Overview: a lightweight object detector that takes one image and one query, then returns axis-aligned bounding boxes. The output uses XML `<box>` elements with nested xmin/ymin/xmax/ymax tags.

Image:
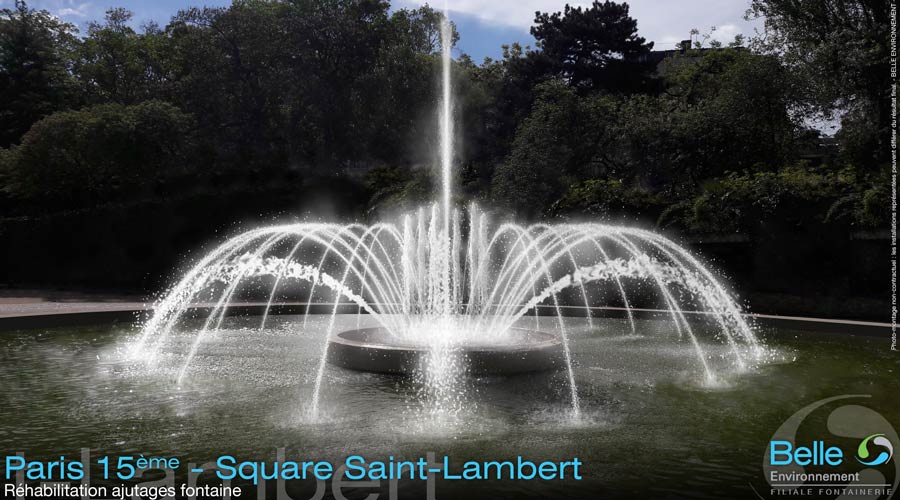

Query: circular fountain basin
<box><xmin>326</xmin><ymin>327</ymin><xmax>565</xmax><ymax>375</ymax></box>
<box><xmin>2</xmin><ymin>316</ymin><xmax>898</xmax><ymax>499</ymax></box>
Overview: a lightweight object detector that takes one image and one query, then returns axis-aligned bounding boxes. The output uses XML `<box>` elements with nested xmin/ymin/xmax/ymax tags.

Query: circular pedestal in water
<box><xmin>326</xmin><ymin>327</ymin><xmax>565</xmax><ymax>375</ymax></box>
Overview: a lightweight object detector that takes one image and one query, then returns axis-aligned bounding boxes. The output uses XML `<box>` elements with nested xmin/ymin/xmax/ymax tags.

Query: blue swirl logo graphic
<box><xmin>857</xmin><ymin>433</ymin><xmax>894</xmax><ymax>466</ymax></box>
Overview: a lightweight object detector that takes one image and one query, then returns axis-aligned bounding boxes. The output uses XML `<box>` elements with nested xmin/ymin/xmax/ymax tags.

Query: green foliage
<box><xmin>591</xmin><ymin>94</ymin><xmax>682</xmax><ymax>187</ymax></box>
<box><xmin>3</xmin><ymin>101</ymin><xmax>194</xmax><ymax>208</ymax></box>
<box><xmin>465</xmin><ymin>43</ymin><xmax>550</xmax><ymax>171</ymax></box>
<box><xmin>747</xmin><ymin>0</ymin><xmax>892</xmax><ymax>164</ymax></box>
<box><xmin>856</xmin><ymin>185</ymin><xmax>888</xmax><ymax>228</ymax></box>
<box><xmin>491</xmin><ymin>81</ymin><xmax>599</xmax><ymax>218</ymax></box>
<box><xmin>0</xmin><ymin>0</ymin><xmax>888</xmax><ymax>236</ymax></box>
<box><xmin>364</xmin><ymin>164</ymin><xmax>432</xmax><ymax>215</ymax></box>
<box><xmin>550</xmin><ymin>179</ymin><xmax>664</xmax><ymax>220</ymax></box>
<box><xmin>0</xmin><ymin>1</ymin><xmax>79</xmax><ymax>147</ymax></box>
<box><xmin>158</xmin><ymin>0</ymin><xmax>450</xmax><ymax>172</ymax></box>
<box><xmin>683</xmin><ymin>164</ymin><xmax>883</xmax><ymax>233</ymax></box>
<box><xmin>468</xmin><ymin>0</ymin><xmax>662</xmax><ymax>181</ymax></box>
<box><xmin>661</xmin><ymin>48</ymin><xmax>801</xmax><ymax>176</ymax></box>
<box><xmin>824</xmin><ymin>171</ymin><xmax>889</xmax><ymax>229</ymax></box>
<box><xmin>492</xmin><ymin>47</ymin><xmax>804</xmax><ymax>216</ymax></box>
<box><xmin>74</xmin><ymin>8</ymin><xmax>171</xmax><ymax>104</ymax></box>
<box><xmin>834</xmin><ymin>102</ymin><xmax>885</xmax><ymax>168</ymax></box>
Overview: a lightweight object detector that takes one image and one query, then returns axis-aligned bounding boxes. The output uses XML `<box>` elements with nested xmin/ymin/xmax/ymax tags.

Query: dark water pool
<box><xmin>1</xmin><ymin>316</ymin><xmax>897</xmax><ymax>499</ymax></box>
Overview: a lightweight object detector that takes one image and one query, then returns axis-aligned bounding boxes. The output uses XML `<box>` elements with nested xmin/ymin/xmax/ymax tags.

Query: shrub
<box><xmin>4</xmin><ymin>100</ymin><xmax>194</xmax><ymax>208</ymax></box>
<box><xmin>685</xmin><ymin>163</ymin><xmax>864</xmax><ymax>233</ymax></box>
<box><xmin>364</xmin><ymin>164</ymin><xmax>433</xmax><ymax>215</ymax></box>
<box><xmin>550</xmin><ymin>178</ymin><xmax>664</xmax><ymax>221</ymax></box>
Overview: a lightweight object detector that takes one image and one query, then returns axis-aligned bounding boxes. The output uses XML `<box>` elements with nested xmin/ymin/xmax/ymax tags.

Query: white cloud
<box><xmin>399</xmin><ymin>0</ymin><xmax>762</xmax><ymax>49</ymax></box>
<box><xmin>57</xmin><ymin>2</ymin><xmax>92</xmax><ymax>18</ymax></box>
<box><xmin>398</xmin><ymin>0</ymin><xmax>591</xmax><ymax>29</ymax></box>
<box><xmin>1</xmin><ymin>0</ymin><xmax>97</xmax><ymax>21</ymax></box>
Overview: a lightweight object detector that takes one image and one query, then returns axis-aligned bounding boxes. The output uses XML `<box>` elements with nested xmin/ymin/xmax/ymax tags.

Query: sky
<box><xmin>5</xmin><ymin>0</ymin><xmax>764</xmax><ymax>62</ymax></box>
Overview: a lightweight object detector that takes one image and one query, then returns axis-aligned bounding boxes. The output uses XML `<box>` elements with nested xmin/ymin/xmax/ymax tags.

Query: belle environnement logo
<box><xmin>757</xmin><ymin>395</ymin><xmax>899</xmax><ymax>500</ymax></box>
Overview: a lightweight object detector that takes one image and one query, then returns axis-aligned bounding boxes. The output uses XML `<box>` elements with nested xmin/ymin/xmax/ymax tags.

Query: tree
<box><xmin>662</xmin><ymin>48</ymin><xmax>802</xmax><ymax>179</ymax></box>
<box><xmin>3</xmin><ymin>101</ymin><xmax>194</xmax><ymax>209</ymax></box>
<box><xmin>531</xmin><ymin>1</ymin><xmax>655</xmax><ymax>93</ymax></box>
<box><xmin>388</xmin><ymin>5</ymin><xmax>456</xmax><ymax>55</ymax></box>
<box><xmin>492</xmin><ymin>81</ymin><xmax>604</xmax><ymax>217</ymax></box>
<box><xmin>491</xmin><ymin>47</ymin><xmax>807</xmax><ymax>220</ymax></box>
<box><xmin>162</xmin><ymin>0</ymin><xmax>446</xmax><ymax>174</ymax></box>
<box><xmin>467</xmin><ymin>43</ymin><xmax>553</xmax><ymax>171</ymax></box>
<box><xmin>747</xmin><ymin>0</ymin><xmax>892</xmax><ymax>164</ymax></box>
<box><xmin>75</xmin><ymin>8</ymin><xmax>172</xmax><ymax>104</ymax></box>
<box><xmin>363</xmin><ymin>5</ymin><xmax>455</xmax><ymax>164</ymax></box>
<box><xmin>0</xmin><ymin>0</ymin><xmax>79</xmax><ymax>147</ymax></box>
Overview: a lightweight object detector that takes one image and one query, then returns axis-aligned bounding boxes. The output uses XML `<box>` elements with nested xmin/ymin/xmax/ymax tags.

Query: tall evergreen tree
<box><xmin>0</xmin><ymin>0</ymin><xmax>78</xmax><ymax>147</ymax></box>
<box><xmin>531</xmin><ymin>1</ymin><xmax>655</xmax><ymax>93</ymax></box>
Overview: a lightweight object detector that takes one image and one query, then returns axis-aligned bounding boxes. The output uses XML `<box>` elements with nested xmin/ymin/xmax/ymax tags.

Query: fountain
<box><xmin>131</xmin><ymin>6</ymin><xmax>762</xmax><ymax>421</ymax></box>
<box><xmin>6</xmin><ymin>8</ymin><xmax>897</xmax><ymax>499</ymax></box>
